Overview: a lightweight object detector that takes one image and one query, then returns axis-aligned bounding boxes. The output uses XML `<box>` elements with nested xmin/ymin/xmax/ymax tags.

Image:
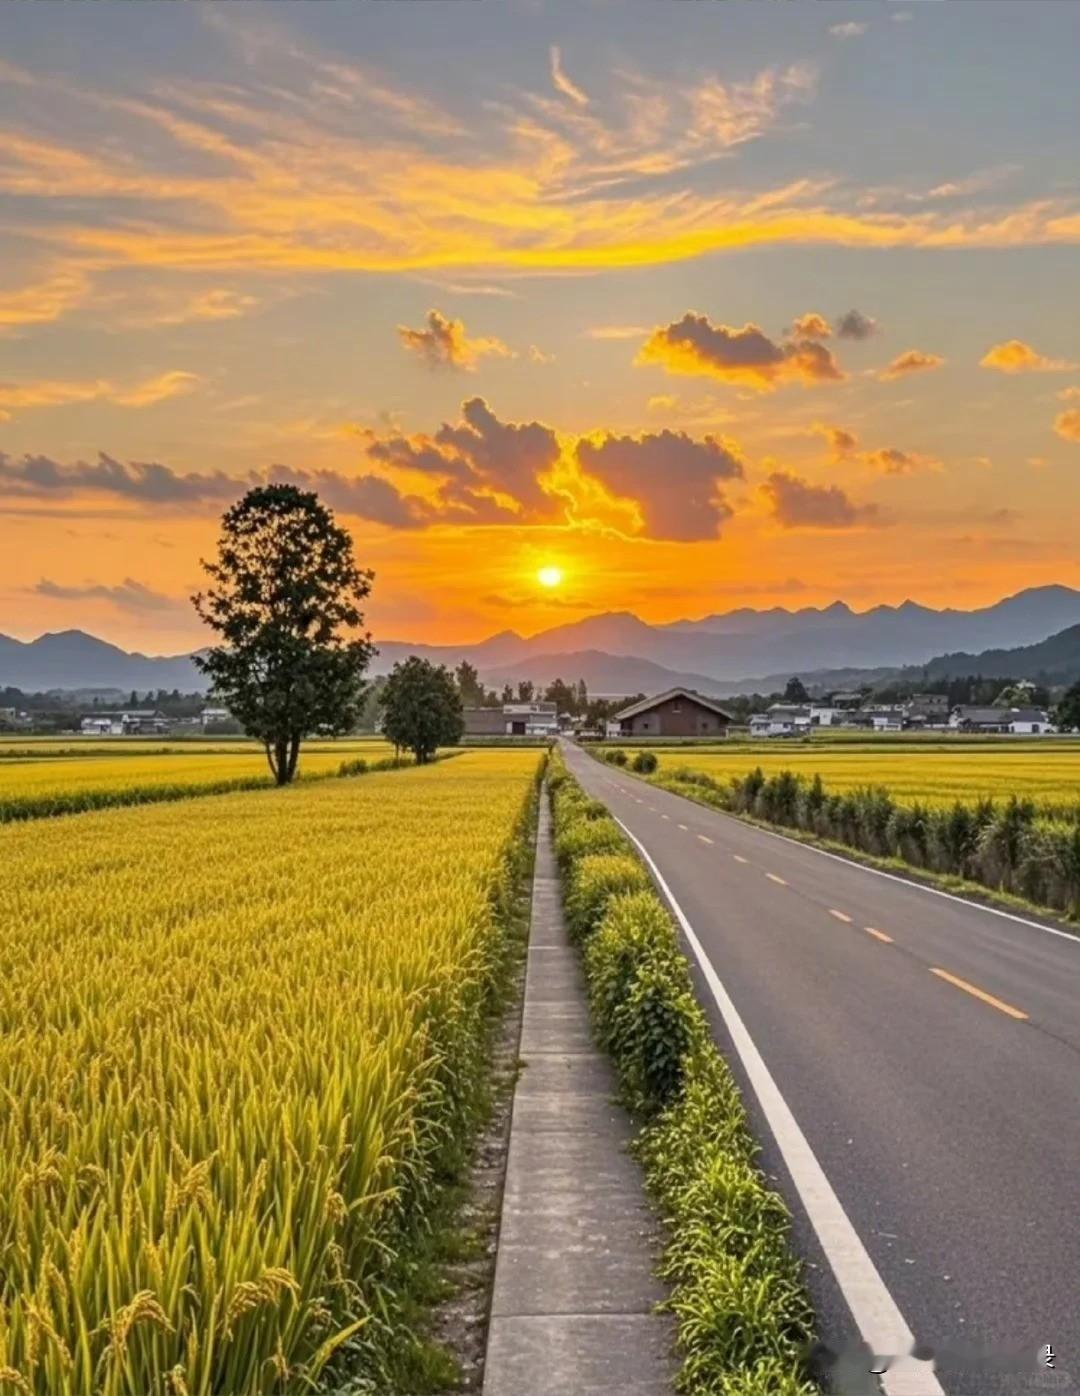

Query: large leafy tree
<box><xmin>193</xmin><ymin>485</ymin><xmax>375</xmax><ymax>785</ymax></box>
<box><xmin>380</xmin><ymin>657</ymin><xmax>464</xmax><ymax>763</ymax></box>
<box><xmin>1056</xmin><ymin>679</ymin><xmax>1080</xmax><ymax>732</ymax></box>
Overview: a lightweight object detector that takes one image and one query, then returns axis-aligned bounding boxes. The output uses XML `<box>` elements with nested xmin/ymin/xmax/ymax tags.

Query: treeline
<box><xmin>452</xmin><ymin>661</ymin><xmax>639</xmax><ymax>725</ymax></box>
<box><xmin>660</xmin><ymin>763</ymin><xmax>1080</xmax><ymax>918</ymax></box>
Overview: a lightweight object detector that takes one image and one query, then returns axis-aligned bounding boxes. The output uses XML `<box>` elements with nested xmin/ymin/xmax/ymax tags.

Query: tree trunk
<box><xmin>273</xmin><ymin>737</ymin><xmax>290</xmax><ymax>786</ymax></box>
<box><xmin>264</xmin><ymin>741</ymin><xmax>279</xmax><ymax>782</ymax></box>
<box><xmin>286</xmin><ymin>736</ymin><xmax>301</xmax><ymax>783</ymax></box>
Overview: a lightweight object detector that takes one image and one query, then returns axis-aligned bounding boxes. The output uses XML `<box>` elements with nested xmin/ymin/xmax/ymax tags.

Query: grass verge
<box><xmin>548</xmin><ymin>750</ymin><xmax>817</xmax><ymax>1395</ymax></box>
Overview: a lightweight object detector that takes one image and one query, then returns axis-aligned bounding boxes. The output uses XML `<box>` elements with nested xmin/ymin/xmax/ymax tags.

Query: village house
<box><xmin>611</xmin><ymin>687</ymin><xmax>733</xmax><ymax>739</ymax></box>
<box><xmin>79</xmin><ymin>709</ymin><xmax>170</xmax><ymax>736</ymax></box>
<box><xmin>750</xmin><ymin>703</ymin><xmax>812</xmax><ymax>738</ymax></box>
<box><xmin>949</xmin><ymin>705</ymin><xmax>1054</xmax><ymax>735</ymax></box>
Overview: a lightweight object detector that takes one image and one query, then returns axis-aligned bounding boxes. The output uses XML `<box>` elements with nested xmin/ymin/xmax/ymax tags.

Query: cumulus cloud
<box><xmin>434</xmin><ymin>397</ymin><xmax>561</xmax><ymax>516</ymax></box>
<box><xmin>761</xmin><ymin>471</ymin><xmax>877</xmax><ymax>529</ymax></box>
<box><xmin>638</xmin><ymin>312</ymin><xmax>844</xmax><ymax>391</ymax></box>
<box><xmin>812</xmin><ymin>423</ymin><xmax>934</xmax><ymax>472</ymax></box>
<box><xmin>1054</xmin><ymin>409</ymin><xmax>1080</xmax><ymax>442</ymax></box>
<box><xmin>836</xmin><ymin>309</ymin><xmax>878</xmax><ymax>341</ymax></box>
<box><xmin>575</xmin><ymin>430</ymin><xmax>744</xmax><ymax>540</ymax></box>
<box><xmin>398</xmin><ymin>309</ymin><xmax>511</xmax><ymax>371</ymax></box>
<box><xmin>879</xmin><ymin>349</ymin><xmax>944</xmax><ymax>380</ymax></box>
<box><xmin>33</xmin><ymin>577</ymin><xmax>185</xmax><ymax>613</ymax></box>
<box><xmin>830</xmin><ymin>22</ymin><xmax>868</xmax><ymax>39</ymax></box>
<box><xmin>549</xmin><ymin>45</ymin><xmax>589</xmax><ymax>106</ymax></box>
<box><xmin>792</xmin><ymin>312</ymin><xmax>832</xmax><ymax>340</ymax></box>
<box><xmin>813</xmin><ymin>423</ymin><xmax>859</xmax><ymax>461</ymax></box>
<box><xmin>979</xmin><ymin>339</ymin><xmax>1076</xmax><ymax>374</ymax></box>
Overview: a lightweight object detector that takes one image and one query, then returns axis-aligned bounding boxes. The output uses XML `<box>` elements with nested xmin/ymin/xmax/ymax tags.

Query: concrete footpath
<box><xmin>482</xmin><ymin>795</ymin><xmax>676</xmax><ymax>1396</ymax></box>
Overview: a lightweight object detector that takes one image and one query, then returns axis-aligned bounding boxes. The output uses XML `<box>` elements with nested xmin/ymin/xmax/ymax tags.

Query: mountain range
<box><xmin>3</xmin><ymin>585</ymin><xmax>1080</xmax><ymax>697</ymax></box>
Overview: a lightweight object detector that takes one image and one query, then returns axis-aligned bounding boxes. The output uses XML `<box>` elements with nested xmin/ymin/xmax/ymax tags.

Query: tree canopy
<box><xmin>380</xmin><ymin>657</ymin><xmax>464</xmax><ymax>763</ymax></box>
<box><xmin>193</xmin><ymin>484</ymin><xmax>375</xmax><ymax>784</ymax></box>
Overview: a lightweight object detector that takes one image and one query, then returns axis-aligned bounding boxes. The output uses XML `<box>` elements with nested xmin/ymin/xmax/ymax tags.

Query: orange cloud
<box><xmin>398</xmin><ymin>309</ymin><xmax>511</xmax><ymax>371</ymax></box>
<box><xmin>549</xmin><ymin>46</ymin><xmax>589</xmax><ymax>106</ymax></box>
<box><xmin>637</xmin><ymin>312</ymin><xmax>844</xmax><ymax>391</ymax></box>
<box><xmin>1054</xmin><ymin>408</ymin><xmax>1080</xmax><ymax>442</ymax></box>
<box><xmin>792</xmin><ymin>312</ymin><xmax>832</xmax><ymax>339</ymax></box>
<box><xmin>979</xmin><ymin>339</ymin><xmax>1076</xmax><ymax>374</ymax></box>
<box><xmin>879</xmin><ymin>349</ymin><xmax>944</xmax><ymax>380</ymax></box>
<box><xmin>0</xmin><ymin>369</ymin><xmax>198</xmax><ymax>419</ymax></box>
<box><xmin>813</xmin><ymin>423</ymin><xmax>859</xmax><ymax>461</ymax></box>
<box><xmin>0</xmin><ymin>269</ymin><xmax>90</xmax><ymax>329</ymax></box>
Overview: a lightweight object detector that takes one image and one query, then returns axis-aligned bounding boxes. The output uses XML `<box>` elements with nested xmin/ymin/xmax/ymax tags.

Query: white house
<box><xmin>200</xmin><ymin>706</ymin><xmax>233</xmax><ymax>729</ymax></box>
<box><xmin>1007</xmin><ymin>707</ymin><xmax>1055</xmax><ymax>735</ymax></box>
<box><xmin>751</xmin><ymin>704</ymin><xmax>812</xmax><ymax>737</ymax></box>
<box><xmin>503</xmin><ymin>702</ymin><xmax>559</xmax><ymax>737</ymax></box>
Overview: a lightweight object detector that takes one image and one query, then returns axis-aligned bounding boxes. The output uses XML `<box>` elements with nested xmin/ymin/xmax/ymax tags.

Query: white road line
<box><xmin>698</xmin><ymin>834</ymin><xmax>714</xmax><ymax>846</ymax></box>
<box><xmin>733</xmin><ymin>854</ymin><xmax>749</xmax><ymax>865</ymax></box>
<box><xmin>614</xmin><ymin>815</ymin><xmax>944</xmax><ymax>1396</ymax></box>
<box><xmin>765</xmin><ymin>872</ymin><xmax>788</xmax><ymax>886</ymax></box>
<box><xmin>701</xmin><ymin>805</ymin><xmax>1079</xmax><ymax>948</ymax></box>
<box><xmin>829</xmin><ymin>909</ymin><xmax>853</xmax><ymax>924</ymax></box>
<box><xmin>865</xmin><ymin>927</ymin><xmax>894</xmax><ymax>944</ymax></box>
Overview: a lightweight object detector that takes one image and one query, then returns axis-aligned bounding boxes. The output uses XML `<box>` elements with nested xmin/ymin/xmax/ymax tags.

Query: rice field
<box><xmin>0</xmin><ymin>743</ymin><xmax>404</xmax><ymax>822</ymax></box>
<box><xmin>0</xmin><ymin>737</ymin><xmax>395</xmax><ymax>760</ymax></box>
<box><xmin>641</xmin><ymin>739</ymin><xmax>1080</xmax><ymax>812</ymax></box>
<box><xmin>0</xmin><ymin>749</ymin><xmax>541</xmax><ymax>1395</ymax></box>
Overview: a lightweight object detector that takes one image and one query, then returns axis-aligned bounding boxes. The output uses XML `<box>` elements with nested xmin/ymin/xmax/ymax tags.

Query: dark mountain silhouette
<box><xmin>4</xmin><ymin>586</ymin><xmax>1080</xmax><ymax>696</ymax></box>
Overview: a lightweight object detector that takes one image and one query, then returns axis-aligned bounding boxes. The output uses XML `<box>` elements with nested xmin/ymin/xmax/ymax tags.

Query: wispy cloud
<box><xmin>549</xmin><ymin>45</ymin><xmax>589</xmax><ymax>107</ymax></box>
<box><xmin>33</xmin><ymin>576</ymin><xmax>187</xmax><ymax>614</ymax></box>
<box><xmin>878</xmin><ymin>349</ymin><xmax>944</xmax><ymax>380</ymax></box>
<box><xmin>829</xmin><ymin>22</ymin><xmax>868</xmax><ymax>40</ymax></box>
<box><xmin>0</xmin><ymin>370</ymin><xmax>199</xmax><ymax>420</ymax></box>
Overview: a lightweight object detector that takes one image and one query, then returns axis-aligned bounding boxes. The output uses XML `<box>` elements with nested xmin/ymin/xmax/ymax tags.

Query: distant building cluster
<box><xmin>461</xmin><ymin>701</ymin><xmax>560</xmax><ymax>738</ymax></box>
<box><xmin>749</xmin><ymin>691</ymin><xmax>1055</xmax><ymax>738</ymax></box>
<box><xmin>77</xmin><ymin>706</ymin><xmax>234</xmax><ymax>736</ymax></box>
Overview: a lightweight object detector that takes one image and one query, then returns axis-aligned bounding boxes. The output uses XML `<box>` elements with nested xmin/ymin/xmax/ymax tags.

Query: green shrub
<box><xmin>631</xmin><ymin>750</ymin><xmax>658</xmax><ymax>774</ymax></box>
<box><xmin>554</xmin><ymin>814</ymin><xmax>625</xmax><ymax>871</ymax></box>
<box><xmin>604</xmin><ymin>748</ymin><xmax>628</xmax><ymax>766</ymax></box>
<box><xmin>565</xmin><ymin>852</ymin><xmax>649</xmax><ymax>942</ymax></box>
<box><xmin>338</xmin><ymin>757</ymin><xmax>369</xmax><ymax>777</ymax></box>
<box><xmin>585</xmin><ymin>892</ymin><xmax>679</xmax><ymax>1051</ymax></box>
<box><xmin>616</xmin><ymin>958</ymin><xmax>705</xmax><ymax>1113</ymax></box>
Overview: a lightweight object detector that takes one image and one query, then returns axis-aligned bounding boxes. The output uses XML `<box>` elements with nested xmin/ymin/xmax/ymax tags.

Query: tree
<box><xmin>543</xmin><ymin>677</ymin><xmax>577</xmax><ymax>714</ymax></box>
<box><xmin>783</xmin><ymin>676</ymin><xmax>810</xmax><ymax>704</ymax></box>
<box><xmin>516</xmin><ymin>680</ymin><xmax>535</xmax><ymax>702</ymax></box>
<box><xmin>379</xmin><ymin>657</ymin><xmax>464</xmax><ymax>762</ymax></box>
<box><xmin>455</xmin><ymin>660</ymin><xmax>486</xmax><ymax>707</ymax></box>
<box><xmin>1056</xmin><ymin>679</ymin><xmax>1080</xmax><ymax>732</ymax></box>
<box><xmin>193</xmin><ymin>485</ymin><xmax>375</xmax><ymax>785</ymax></box>
<box><xmin>500</xmin><ymin>683</ymin><xmax>514</xmax><ymax>703</ymax></box>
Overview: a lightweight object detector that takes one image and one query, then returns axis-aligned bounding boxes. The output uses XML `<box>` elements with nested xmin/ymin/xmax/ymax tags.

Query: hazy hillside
<box><xmin>4</xmin><ymin>586</ymin><xmax>1080</xmax><ymax>696</ymax></box>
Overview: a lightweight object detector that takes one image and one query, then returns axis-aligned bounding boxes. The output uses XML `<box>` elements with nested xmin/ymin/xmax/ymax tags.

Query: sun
<box><xmin>537</xmin><ymin>565</ymin><xmax>563</xmax><ymax>589</ymax></box>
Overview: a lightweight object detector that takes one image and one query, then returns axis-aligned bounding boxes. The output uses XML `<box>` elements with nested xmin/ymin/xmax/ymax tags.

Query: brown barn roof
<box><xmin>612</xmin><ymin>687</ymin><xmax>734</xmax><ymax>723</ymax></box>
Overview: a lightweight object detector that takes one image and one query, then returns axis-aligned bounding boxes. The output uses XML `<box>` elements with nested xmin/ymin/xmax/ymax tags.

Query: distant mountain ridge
<box><xmin>3</xmin><ymin>585</ymin><xmax>1080</xmax><ymax>696</ymax></box>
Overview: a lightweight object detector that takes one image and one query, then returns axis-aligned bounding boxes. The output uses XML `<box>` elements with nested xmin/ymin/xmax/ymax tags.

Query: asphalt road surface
<box><xmin>562</xmin><ymin>741</ymin><xmax>1079</xmax><ymax>1396</ymax></box>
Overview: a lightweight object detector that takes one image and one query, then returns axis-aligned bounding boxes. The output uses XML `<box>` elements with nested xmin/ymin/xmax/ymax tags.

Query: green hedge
<box><xmin>547</xmin><ymin>750</ymin><xmax>816</xmax><ymax>1394</ymax></box>
<box><xmin>656</xmin><ymin>765</ymin><xmax>1080</xmax><ymax>919</ymax></box>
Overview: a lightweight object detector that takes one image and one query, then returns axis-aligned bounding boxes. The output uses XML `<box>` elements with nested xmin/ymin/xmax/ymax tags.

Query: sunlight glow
<box><xmin>537</xmin><ymin>565</ymin><xmax>564</xmax><ymax>589</ymax></box>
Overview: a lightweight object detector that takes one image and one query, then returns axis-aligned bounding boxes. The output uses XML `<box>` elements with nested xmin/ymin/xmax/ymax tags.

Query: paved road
<box><xmin>563</xmin><ymin>741</ymin><xmax>1079</xmax><ymax>1396</ymax></box>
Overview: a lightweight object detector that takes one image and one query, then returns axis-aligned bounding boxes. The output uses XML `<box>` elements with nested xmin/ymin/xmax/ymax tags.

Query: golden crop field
<box><xmin>0</xmin><ymin>737</ymin><xmax>395</xmax><ymax>761</ymax></box>
<box><xmin>647</xmin><ymin>740</ymin><xmax>1080</xmax><ymax>810</ymax></box>
<box><xmin>0</xmin><ymin>749</ymin><xmax>541</xmax><ymax>1395</ymax></box>
<box><xmin>0</xmin><ymin>744</ymin><xmax>404</xmax><ymax>821</ymax></box>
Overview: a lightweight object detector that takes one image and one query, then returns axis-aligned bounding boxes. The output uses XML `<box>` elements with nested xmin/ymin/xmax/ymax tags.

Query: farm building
<box><xmin>462</xmin><ymin>702</ymin><xmax>559</xmax><ymax>737</ymax></box>
<box><xmin>949</xmin><ymin>705</ymin><xmax>1054</xmax><ymax>734</ymax></box>
<box><xmin>750</xmin><ymin>704</ymin><xmax>811</xmax><ymax>737</ymax></box>
<box><xmin>612</xmin><ymin>688</ymin><xmax>733</xmax><ymax>738</ymax></box>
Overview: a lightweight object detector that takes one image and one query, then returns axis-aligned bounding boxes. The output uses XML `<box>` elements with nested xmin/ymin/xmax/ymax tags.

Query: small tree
<box><xmin>454</xmin><ymin>660</ymin><xmax>485</xmax><ymax>707</ymax></box>
<box><xmin>783</xmin><ymin>675</ymin><xmax>810</xmax><ymax>704</ymax></box>
<box><xmin>193</xmin><ymin>484</ymin><xmax>375</xmax><ymax>785</ymax></box>
<box><xmin>380</xmin><ymin>657</ymin><xmax>464</xmax><ymax>763</ymax></box>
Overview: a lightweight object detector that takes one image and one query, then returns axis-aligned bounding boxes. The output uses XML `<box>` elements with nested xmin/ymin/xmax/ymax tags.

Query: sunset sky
<box><xmin>2</xmin><ymin>0</ymin><xmax>1080</xmax><ymax>654</ymax></box>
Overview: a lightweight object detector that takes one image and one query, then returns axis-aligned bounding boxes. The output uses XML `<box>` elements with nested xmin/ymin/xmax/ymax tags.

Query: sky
<box><xmin>2</xmin><ymin>0</ymin><xmax>1080</xmax><ymax>654</ymax></box>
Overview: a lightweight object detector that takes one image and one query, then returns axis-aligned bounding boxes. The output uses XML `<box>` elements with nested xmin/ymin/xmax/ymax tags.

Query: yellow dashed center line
<box><xmin>929</xmin><ymin>967</ymin><xmax>1029</xmax><ymax>1021</ymax></box>
<box><xmin>733</xmin><ymin>855</ymin><xmax>749</xmax><ymax>865</ymax></box>
<box><xmin>829</xmin><ymin>909</ymin><xmax>853</xmax><ymax>924</ymax></box>
<box><xmin>765</xmin><ymin>873</ymin><xmax>787</xmax><ymax>886</ymax></box>
<box><xmin>864</xmin><ymin>927</ymin><xmax>894</xmax><ymax>944</ymax></box>
<box><xmin>697</xmin><ymin>834</ymin><xmax>714</xmax><ymax>845</ymax></box>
